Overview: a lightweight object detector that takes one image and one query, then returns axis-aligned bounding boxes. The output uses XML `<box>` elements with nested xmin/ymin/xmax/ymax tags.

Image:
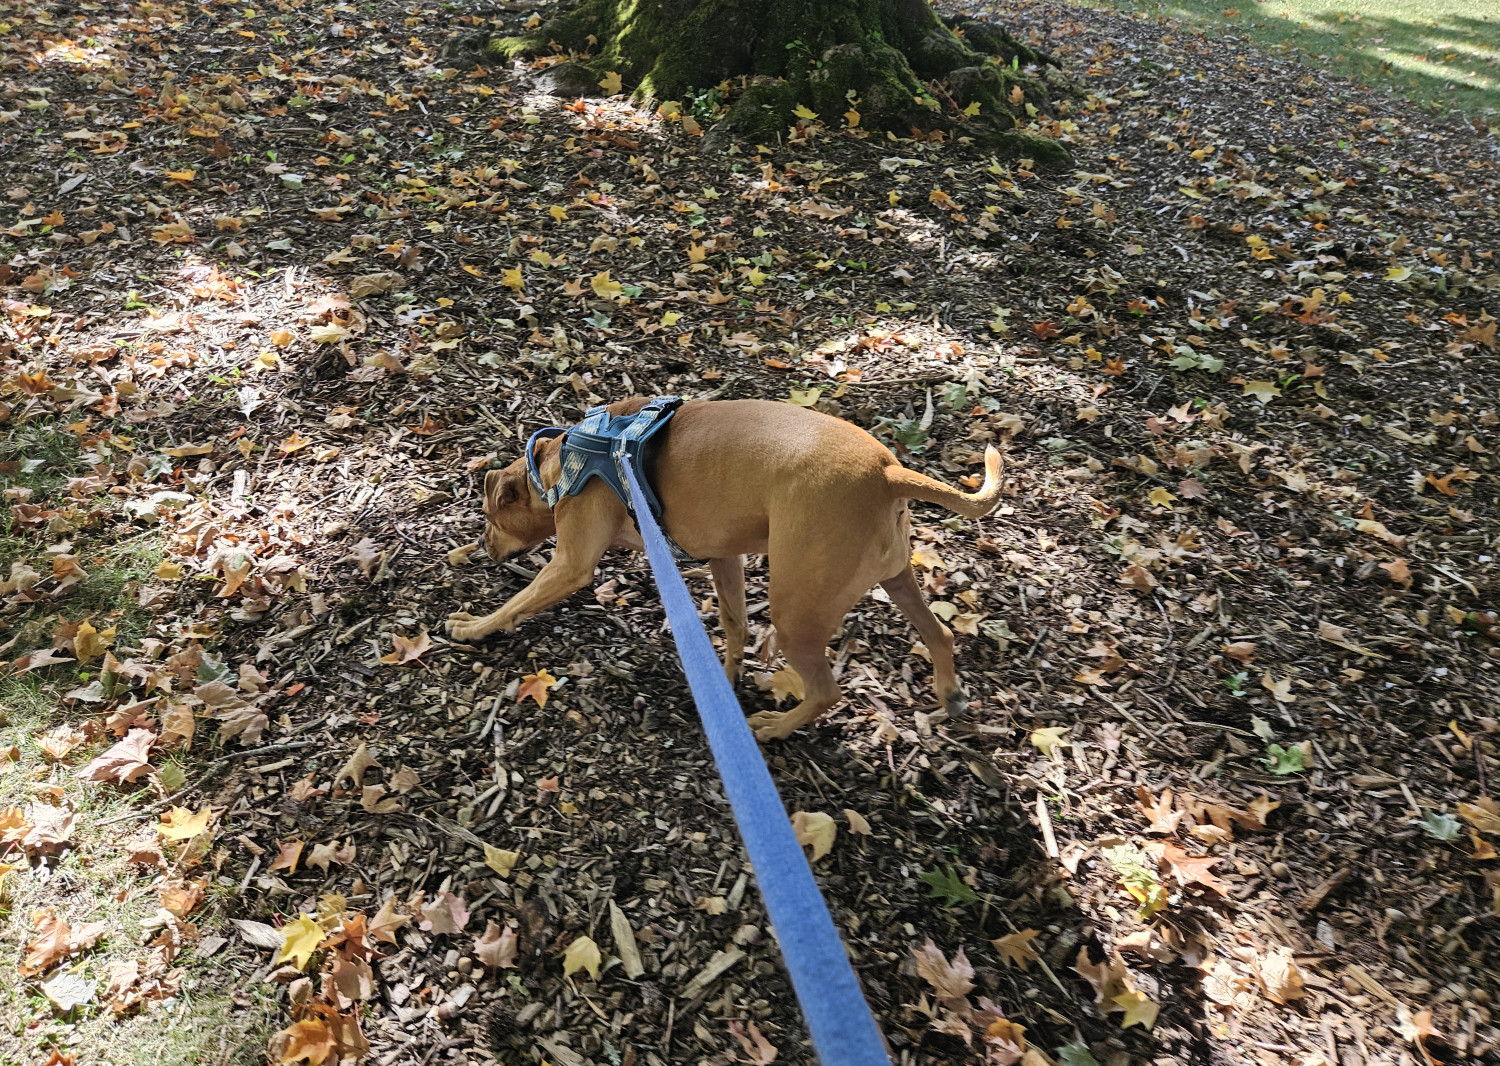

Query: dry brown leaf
<box><xmin>911</xmin><ymin>938</ymin><xmax>974</xmax><ymax>1005</ymax></box>
<box><xmin>378</xmin><ymin>629</ymin><xmax>431</xmax><ymax>665</ymax></box>
<box><xmin>474</xmin><ymin>920</ymin><xmax>518</xmax><ymax>969</ymax></box>
<box><xmin>991</xmin><ymin>929</ymin><xmax>1041</xmax><ymax>970</ymax></box>
<box><xmin>1256</xmin><ymin>946</ymin><xmax>1306</xmax><ymax>1004</ymax></box>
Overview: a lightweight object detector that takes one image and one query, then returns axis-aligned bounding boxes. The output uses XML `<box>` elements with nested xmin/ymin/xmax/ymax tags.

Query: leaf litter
<box><xmin>0</xmin><ymin>0</ymin><xmax>1497</xmax><ymax>1062</ymax></box>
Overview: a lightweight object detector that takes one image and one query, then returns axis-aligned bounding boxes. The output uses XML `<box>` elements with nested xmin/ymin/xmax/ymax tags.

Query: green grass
<box><xmin>0</xmin><ymin>677</ymin><xmax>278</xmax><ymax>1066</ymax></box>
<box><xmin>1071</xmin><ymin>0</ymin><xmax>1500</xmax><ymax>121</ymax></box>
<box><xmin>0</xmin><ymin>421</ymin><xmax>277</xmax><ymax>1065</ymax></box>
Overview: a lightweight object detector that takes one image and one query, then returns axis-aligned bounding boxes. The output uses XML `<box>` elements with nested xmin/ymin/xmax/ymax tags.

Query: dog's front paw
<box><xmin>747</xmin><ymin>711</ymin><xmax>793</xmax><ymax>742</ymax></box>
<box><xmin>445</xmin><ymin>611</ymin><xmax>491</xmax><ymax>642</ymax></box>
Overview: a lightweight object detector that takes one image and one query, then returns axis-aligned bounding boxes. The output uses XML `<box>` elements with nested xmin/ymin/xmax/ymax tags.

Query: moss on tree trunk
<box><xmin>489</xmin><ymin>0</ymin><xmax>1066</xmax><ymax>162</ymax></box>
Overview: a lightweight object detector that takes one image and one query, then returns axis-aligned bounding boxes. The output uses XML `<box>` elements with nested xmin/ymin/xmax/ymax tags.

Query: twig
<box><xmin>210</xmin><ymin>739</ymin><xmax>317</xmax><ymax>765</ymax></box>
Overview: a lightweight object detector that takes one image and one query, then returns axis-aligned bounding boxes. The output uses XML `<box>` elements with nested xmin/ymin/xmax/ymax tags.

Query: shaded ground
<box><xmin>1</xmin><ymin>0</ymin><xmax>1498</xmax><ymax>1065</ymax></box>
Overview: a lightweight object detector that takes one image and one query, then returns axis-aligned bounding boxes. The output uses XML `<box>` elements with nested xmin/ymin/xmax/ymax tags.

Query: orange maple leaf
<box><xmin>516</xmin><ymin>669</ymin><xmax>558</xmax><ymax>707</ymax></box>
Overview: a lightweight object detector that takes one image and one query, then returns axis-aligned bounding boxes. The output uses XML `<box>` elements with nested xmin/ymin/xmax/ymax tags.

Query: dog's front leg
<box><xmin>447</xmin><ymin>505</ymin><xmax>616</xmax><ymax>642</ymax></box>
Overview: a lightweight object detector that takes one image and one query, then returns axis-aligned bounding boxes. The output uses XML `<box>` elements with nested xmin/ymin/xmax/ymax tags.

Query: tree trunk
<box><xmin>489</xmin><ymin>0</ymin><xmax>1064</xmax><ymax>159</ymax></box>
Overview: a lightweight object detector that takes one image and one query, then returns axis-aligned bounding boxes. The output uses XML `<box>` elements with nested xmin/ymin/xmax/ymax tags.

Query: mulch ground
<box><xmin>2</xmin><ymin>0</ymin><xmax>1498</xmax><ymax>1064</ymax></box>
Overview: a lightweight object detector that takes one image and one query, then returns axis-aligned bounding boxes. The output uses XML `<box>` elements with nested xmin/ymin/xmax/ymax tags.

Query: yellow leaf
<box><xmin>1385</xmin><ymin>266</ymin><xmax>1412</xmax><ymax>282</ymax></box>
<box><xmin>793</xmin><ymin>103</ymin><xmax>818</xmax><ymax>121</ymax></box>
<box><xmin>590</xmin><ymin>271</ymin><xmax>623</xmax><ymax>300</ymax></box>
<box><xmin>910</xmin><ymin>545</ymin><xmax>944</xmax><ymax>570</ymax></box>
<box><xmin>962</xmin><ymin>101</ymin><xmax>981</xmax><ymax>117</ymax></box>
<box><xmin>165</xmin><ymin>169</ymin><xmax>195</xmax><ymax>182</ymax></box>
<box><xmin>309</xmin><ymin>323</ymin><xmax>349</xmax><ymax>344</ymax></box>
<box><xmin>461</xmin><ymin>263</ymin><xmax>484</xmax><ymax>278</ymax></box>
<box><xmin>269</xmin><ymin>329</ymin><xmax>295</xmax><ymax>347</ymax></box>
<box><xmin>562</xmin><ymin>935</ymin><xmax>601</xmax><ymax>980</ymax></box>
<box><xmin>157</xmin><ymin>805</ymin><xmax>212</xmax><ymax>841</ymax></box>
<box><xmin>549</xmin><ymin>205</ymin><xmax>568</xmax><ymax>222</ymax></box>
<box><xmin>516</xmin><ymin>669</ymin><xmax>558</xmax><ymax>708</ymax></box>
<box><xmin>1242</xmin><ymin>380</ymin><xmax>1280</xmax><ymax>403</ymax></box>
<box><xmin>275</xmin><ymin>914</ymin><xmax>326</xmax><ymax>971</ymax></box>
<box><xmin>154</xmin><ymin>559</ymin><xmax>183</xmax><ymax>581</ymax></box>
<box><xmin>278</xmin><ymin>431</ymin><xmax>312</xmax><ymax>454</ymax></box>
<box><xmin>1458</xmin><ymin>799</ymin><xmax>1500</xmax><ymax>835</ymax></box>
<box><xmin>746</xmin><ymin>267</ymin><xmax>768</xmax><ymax>287</ymax></box>
<box><xmin>844</xmin><ymin>108</ymin><xmax>861</xmax><ymax>128</ymax></box>
<box><xmin>660</xmin><ymin>310</ymin><xmax>682</xmax><ymax>327</ymax></box>
<box><xmin>790</xmin><ymin>810</ymin><xmax>836</xmax><ymax>860</ymax></box>
<box><xmin>1146</xmin><ymin>487</ymin><xmax>1176</xmax><ymax>510</ymax></box>
<box><xmin>598</xmin><ymin>71</ymin><xmax>622</xmax><ymax>95</ymax></box>
<box><xmin>1029</xmin><ymin>726</ymin><xmax>1070</xmax><ymax>756</ymax></box>
<box><xmin>483</xmin><ymin>844</ymin><xmax>519</xmax><ymax>877</ymax></box>
<box><xmin>1114</xmin><ymin>989</ymin><xmax>1158</xmax><ymax>1030</ymax></box>
<box><xmin>686</xmin><ymin>242</ymin><xmax>706</xmax><ymax>264</ymax></box>
<box><xmin>786</xmin><ymin>387</ymin><xmax>822</xmax><ymax>407</ymax></box>
<box><xmin>500</xmin><ymin>267</ymin><xmax>524</xmax><ymax>291</ymax></box>
<box><xmin>73</xmin><ymin>620</ymin><xmax>114</xmax><ymax>662</ymax></box>
<box><xmin>769</xmin><ymin>667</ymin><xmax>804</xmax><ymax>703</ymax></box>
<box><xmin>844</xmin><ymin>808</ymin><xmax>871</xmax><ymax>835</ymax></box>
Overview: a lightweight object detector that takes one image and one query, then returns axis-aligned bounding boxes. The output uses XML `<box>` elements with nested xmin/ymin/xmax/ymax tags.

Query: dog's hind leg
<box><xmin>880</xmin><ymin>564</ymin><xmax>967</xmax><ymax>720</ymax></box>
<box><xmin>747</xmin><ymin>559</ymin><xmax>862</xmax><ymax>740</ymax></box>
<box><xmin>708</xmin><ymin>555</ymin><xmax>748</xmax><ymax>681</ymax></box>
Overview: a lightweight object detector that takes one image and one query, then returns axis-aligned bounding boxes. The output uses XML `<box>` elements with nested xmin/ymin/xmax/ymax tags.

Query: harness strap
<box><xmin>523</xmin><ymin>399</ymin><xmax>697</xmax><ymax>563</ymax></box>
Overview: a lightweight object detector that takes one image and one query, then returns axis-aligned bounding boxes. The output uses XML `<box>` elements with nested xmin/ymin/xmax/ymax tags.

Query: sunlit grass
<box><xmin>1069</xmin><ymin>0</ymin><xmax>1500</xmax><ymax>119</ymax></box>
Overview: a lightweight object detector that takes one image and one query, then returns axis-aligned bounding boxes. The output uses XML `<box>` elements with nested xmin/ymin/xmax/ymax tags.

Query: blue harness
<box><xmin>524</xmin><ymin>397</ymin><xmax>696</xmax><ymax>563</ymax></box>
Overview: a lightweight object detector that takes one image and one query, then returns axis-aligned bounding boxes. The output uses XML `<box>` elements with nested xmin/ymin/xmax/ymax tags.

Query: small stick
<box><xmin>1035</xmin><ymin>793</ymin><xmax>1059</xmax><ymax>859</ymax></box>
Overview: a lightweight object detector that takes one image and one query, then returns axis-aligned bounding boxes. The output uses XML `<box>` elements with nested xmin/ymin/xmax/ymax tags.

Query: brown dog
<box><xmin>447</xmin><ymin>398</ymin><xmax>1002</xmax><ymax>740</ymax></box>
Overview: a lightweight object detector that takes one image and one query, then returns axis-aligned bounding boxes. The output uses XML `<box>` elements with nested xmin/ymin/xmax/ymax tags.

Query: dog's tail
<box><xmin>885</xmin><ymin>446</ymin><xmax>1004</xmax><ymax>519</ymax></box>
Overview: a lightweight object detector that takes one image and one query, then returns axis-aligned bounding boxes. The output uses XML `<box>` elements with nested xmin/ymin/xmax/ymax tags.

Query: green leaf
<box><xmin>1057</xmin><ymin>1042</ymin><xmax>1102</xmax><ymax>1066</ymax></box>
<box><xmin>1418</xmin><ymin>811</ymin><xmax>1462</xmax><ymax>842</ymax></box>
<box><xmin>919</xmin><ymin>865</ymin><xmax>977</xmax><ymax>907</ymax></box>
<box><xmin>1262</xmin><ymin>743</ymin><xmax>1306</xmax><ymax>775</ymax></box>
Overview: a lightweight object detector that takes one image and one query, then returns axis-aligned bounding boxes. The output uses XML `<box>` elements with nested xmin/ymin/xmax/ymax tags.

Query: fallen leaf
<box><xmin>276</xmin><ymin>914</ymin><xmax>325</xmax><ymax>971</ymax></box>
<box><xmin>474</xmin><ymin>920</ymin><xmax>518</xmax><ymax>969</ymax></box>
<box><xmin>157</xmin><ymin>805</ymin><xmax>212</xmax><ymax>841</ymax></box>
<box><xmin>911</xmin><ymin>938</ymin><xmax>974</xmax><ymax>1004</ymax></box>
<box><xmin>790</xmin><ymin>810</ymin><xmax>836</xmax><ymax>860</ymax></box>
<box><xmin>368</xmin><ymin>896</ymin><xmax>409</xmax><ymax>945</ymax></box>
<box><xmin>516</xmin><ymin>669</ymin><xmax>558</xmax><ymax>708</ymax></box>
<box><xmin>843</xmin><ymin>808</ymin><xmax>871</xmax><ymax>835</ymax></box>
<box><xmin>562</xmin><ymin>934</ymin><xmax>601</xmax><ymax>980</ymax></box>
<box><xmin>1029</xmin><ymin>726</ymin><xmax>1070</xmax><ymax>756</ymax></box>
<box><xmin>728</xmin><ymin>1020</ymin><xmax>780</xmax><ymax>1065</ymax></box>
<box><xmin>418</xmin><ymin>891</ymin><xmax>470</xmax><ymax>934</ymax></box>
<box><xmin>1113</xmin><ymin>989</ymin><xmax>1158</xmax><ymax>1030</ymax></box>
<box><xmin>1255</xmin><ymin>946</ymin><xmax>1305</xmax><ymax>1004</ymax></box>
<box><xmin>483</xmin><ymin>844</ymin><xmax>519</xmax><ymax>877</ymax></box>
<box><xmin>379</xmin><ymin>629</ymin><xmax>431</xmax><ymax>665</ymax></box>
<box><xmin>77</xmin><ymin>728</ymin><xmax>156</xmax><ymax>783</ymax></box>
<box><xmin>1073</xmin><ymin>947</ymin><xmax>1131</xmax><ymax>1006</ymax></box>
<box><xmin>335</xmin><ymin>742</ymin><xmax>377</xmax><ymax>788</ymax></box>
<box><xmin>992</xmin><ymin>929</ymin><xmax>1042</xmax><ymax>970</ymax></box>
<box><xmin>1459</xmin><ymin>798</ymin><xmax>1500</xmax><ymax>835</ymax></box>
<box><xmin>277</xmin><ymin>1018</ymin><xmax>334</xmax><ymax>1064</ymax></box>
<box><xmin>268</xmin><ymin>840</ymin><xmax>304</xmax><ymax>874</ymax></box>
<box><xmin>41</xmin><ymin>972</ymin><xmax>94</xmax><ymax>1013</ymax></box>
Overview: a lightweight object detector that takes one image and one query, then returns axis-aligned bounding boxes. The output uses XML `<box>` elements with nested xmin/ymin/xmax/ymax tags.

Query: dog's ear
<box><xmin>484</xmin><ymin>469</ymin><xmax>522</xmax><ymax>509</ymax></box>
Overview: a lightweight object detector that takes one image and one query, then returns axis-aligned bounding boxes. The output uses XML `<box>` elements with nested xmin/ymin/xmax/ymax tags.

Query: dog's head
<box><xmin>480</xmin><ymin>452</ymin><xmax>557</xmax><ymax>562</ymax></box>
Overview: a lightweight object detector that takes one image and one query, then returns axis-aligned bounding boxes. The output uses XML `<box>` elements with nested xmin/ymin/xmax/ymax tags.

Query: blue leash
<box><xmin>620</xmin><ymin>455</ymin><xmax>890</xmax><ymax>1066</ymax></box>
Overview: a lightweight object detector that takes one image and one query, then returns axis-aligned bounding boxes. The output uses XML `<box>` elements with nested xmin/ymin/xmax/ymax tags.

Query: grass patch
<box><xmin>0</xmin><ymin>423</ymin><xmax>277</xmax><ymax>1065</ymax></box>
<box><xmin>0</xmin><ymin>675</ymin><xmax>278</xmax><ymax>1066</ymax></box>
<box><xmin>1070</xmin><ymin>0</ymin><xmax>1500</xmax><ymax>120</ymax></box>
